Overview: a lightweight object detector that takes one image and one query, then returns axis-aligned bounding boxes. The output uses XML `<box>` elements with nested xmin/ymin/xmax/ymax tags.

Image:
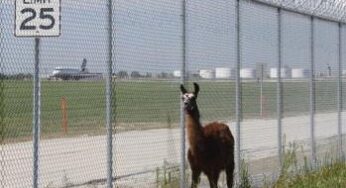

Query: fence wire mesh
<box><xmin>239</xmin><ymin>1</ymin><xmax>281</xmax><ymax>182</ymax></box>
<box><xmin>185</xmin><ymin>0</ymin><xmax>236</xmax><ymax>186</ymax></box>
<box><xmin>314</xmin><ymin>19</ymin><xmax>340</xmax><ymax>163</ymax></box>
<box><xmin>113</xmin><ymin>0</ymin><xmax>182</xmax><ymax>187</ymax></box>
<box><xmin>342</xmin><ymin>24</ymin><xmax>346</xmax><ymax>158</ymax></box>
<box><xmin>281</xmin><ymin>10</ymin><xmax>312</xmax><ymax>173</ymax></box>
<box><xmin>1</xmin><ymin>0</ymin><xmax>346</xmax><ymax>187</ymax></box>
<box><xmin>39</xmin><ymin>1</ymin><xmax>109</xmax><ymax>187</ymax></box>
<box><xmin>2</xmin><ymin>1</ymin><xmax>35</xmax><ymax>187</ymax></box>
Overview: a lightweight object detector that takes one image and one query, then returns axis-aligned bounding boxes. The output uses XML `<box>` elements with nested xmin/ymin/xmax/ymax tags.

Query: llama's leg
<box><xmin>207</xmin><ymin>171</ymin><xmax>220</xmax><ymax>188</ymax></box>
<box><xmin>188</xmin><ymin>150</ymin><xmax>201</xmax><ymax>188</ymax></box>
<box><xmin>226</xmin><ymin>161</ymin><xmax>235</xmax><ymax>188</ymax></box>
<box><xmin>190</xmin><ymin>168</ymin><xmax>201</xmax><ymax>188</ymax></box>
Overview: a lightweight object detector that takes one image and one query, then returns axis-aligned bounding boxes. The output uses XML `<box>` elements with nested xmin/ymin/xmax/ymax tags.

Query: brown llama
<box><xmin>180</xmin><ymin>83</ymin><xmax>235</xmax><ymax>188</ymax></box>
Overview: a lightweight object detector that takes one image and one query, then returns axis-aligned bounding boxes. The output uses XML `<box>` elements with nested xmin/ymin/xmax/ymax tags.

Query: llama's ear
<box><xmin>193</xmin><ymin>82</ymin><xmax>199</xmax><ymax>96</ymax></box>
<box><xmin>180</xmin><ymin>84</ymin><xmax>187</xmax><ymax>94</ymax></box>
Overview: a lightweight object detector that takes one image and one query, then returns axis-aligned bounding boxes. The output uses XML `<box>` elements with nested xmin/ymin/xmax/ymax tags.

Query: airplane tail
<box><xmin>81</xmin><ymin>58</ymin><xmax>87</xmax><ymax>72</ymax></box>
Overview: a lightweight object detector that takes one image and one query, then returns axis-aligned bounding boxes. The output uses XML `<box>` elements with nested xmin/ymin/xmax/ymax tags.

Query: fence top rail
<box><xmin>248</xmin><ymin>0</ymin><xmax>346</xmax><ymax>24</ymax></box>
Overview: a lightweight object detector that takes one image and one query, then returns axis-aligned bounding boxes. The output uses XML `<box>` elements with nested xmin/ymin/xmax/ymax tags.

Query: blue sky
<box><xmin>1</xmin><ymin>0</ymin><xmax>345</xmax><ymax>75</ymax></box>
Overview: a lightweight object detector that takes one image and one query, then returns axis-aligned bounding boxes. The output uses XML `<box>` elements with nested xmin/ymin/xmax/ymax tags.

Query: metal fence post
<box><xmin>180</xmin><ymin>0</ymin><xmax>187</xmax><ymax>187</ymax></box>
<box><xmin>106</xmin><ymin>0</ymin><xmax>114</xmax><ymax>187</ymax></box>
<box><xmin>33</xmin><ymin>37</ymin><xmax>41</xmax><ymax>188</ymax></box>
<box><xmin>260</xmin><ymin>64</ymin><xmax>264</xmax><ymax>118</ymax></box>
<box><xmin>337</xmin><ymin>22</ymin><xmax>343</xmax><ymax>160</ymax></box>
<box><xmin>0</xmin><ymin>2</ymin><xmax>4</xmax><ymax>182</ymax></box>
<box><xmin>235</xmin><ymin>0</ymin><xmax>242</xmax><ymax>182</ymax></box>
<box><xmin>277</xmin><ymin>8</ymin><xmax>283</xmax><ymax>168</ymax></box>
<box><xmin>310</xmin><ymin>16</ymin><xmax>317</xmax><ymax>165</ymax></box>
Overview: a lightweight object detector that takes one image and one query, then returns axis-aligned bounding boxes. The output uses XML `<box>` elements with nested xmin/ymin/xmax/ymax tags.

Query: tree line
<box><xmin>0</xmin><ymin>73</ymin><xmax>33</xmax><ymax>80</ymax></box>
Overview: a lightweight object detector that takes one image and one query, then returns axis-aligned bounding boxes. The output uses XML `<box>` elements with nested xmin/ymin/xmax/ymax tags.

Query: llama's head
<box><xmin>180</xmin><ymin>82</ymin><xmax>200</xmax><ymax>112</ymax></box>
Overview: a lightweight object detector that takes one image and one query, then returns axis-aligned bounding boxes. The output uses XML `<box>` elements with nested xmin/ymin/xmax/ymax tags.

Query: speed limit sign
<box><xmin>15</xmin><ymin>0</ymin><xmax>61</xmax><ymax>37</ymax></box>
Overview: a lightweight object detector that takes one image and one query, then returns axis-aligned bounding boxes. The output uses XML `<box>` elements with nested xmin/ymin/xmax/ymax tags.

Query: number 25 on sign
<box><xmin>15</xmin><ymin>0</ymin><xmax>61</xmax><ymax>37</ymax></box>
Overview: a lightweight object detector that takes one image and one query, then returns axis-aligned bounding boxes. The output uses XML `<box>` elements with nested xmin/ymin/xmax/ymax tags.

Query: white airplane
<box><xmin>49</xmin><ymin>59</ymin><xmax>102</xmax><ymax>80</ymax></box>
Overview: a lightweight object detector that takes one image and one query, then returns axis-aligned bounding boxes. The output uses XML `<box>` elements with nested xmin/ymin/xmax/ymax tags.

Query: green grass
<box><xmin>2</xmin><ymin>79</ymin><xmax>345</xmax><ymax>141</ymax></box>
<box><xmin>273</xmin><ymin>161</ymin><xmax>346</xmax><ymax>188</ymax></box>
<box><xmin>268</xmin><ymin>142</ymin><xmax>346</xmax><ymax>188</ymax></box>
<box><xmin>155</xmin><ymin>160</ymin><xmax>346</xmax><ymax>188</ymax></box>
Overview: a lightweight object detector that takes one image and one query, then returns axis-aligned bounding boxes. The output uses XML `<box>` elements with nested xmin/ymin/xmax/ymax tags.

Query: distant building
<box><xmin>215</xmin><ymin>68</ymin><xmax>233</xmax><ymax>79</ymax></box>
<box><xmin>240</xmin><ymin>68</ymin><xmax>256</xmax><ymax>79</ymax></box>
<box><xmin>199</xmin><ymin>69</ymin><xmax>214</xmax><ymax>79</ymax></box>
<box><xmin>292</xmin><ymin>68</ymin><xmax>310</xmax><ymax>79</ymax></box>
<box><xmin>342</xmin><ymin>70</ymin><xmax>346</xmax><ymax>76</ymax></box>
<box><xmin>270</xmin><ymin>67</ymin><xmax>291</xmax><ymax>79</ymax></box>
<box><xmin>173</xmin><ymin>70</ymin><xmax>181</xmax><ymax>78</ymax></box>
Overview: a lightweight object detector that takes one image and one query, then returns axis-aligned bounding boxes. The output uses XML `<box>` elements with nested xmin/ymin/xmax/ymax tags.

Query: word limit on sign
<box><xmin>15</xmin><ymin>0</ymin><xmax>61</xmax><ymax>37</ymax></box>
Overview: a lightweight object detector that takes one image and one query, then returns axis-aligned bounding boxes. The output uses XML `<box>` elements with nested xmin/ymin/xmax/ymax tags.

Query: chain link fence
<box><xmin>1</xmin><ymin>0</ymin><xmax>346</xmax><ymax>187</ymax></box>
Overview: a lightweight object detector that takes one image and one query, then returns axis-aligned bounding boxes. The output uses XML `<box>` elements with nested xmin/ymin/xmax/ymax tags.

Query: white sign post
<box><xmin>15</xmin><ymin>1</ymin><xmax>61</xmax><ymax>188</ymax></box>
<box><xmin>15</xmin><ymin>0</ymin><xmax>61</xmax><ymax>37</ymax></box>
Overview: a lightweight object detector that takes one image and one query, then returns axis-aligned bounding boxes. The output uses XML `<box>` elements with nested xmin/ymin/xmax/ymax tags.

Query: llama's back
<box><xmin>203</xmin><ymin>122</ymin><xmax>234</xmax><ymax>145</ymax></box>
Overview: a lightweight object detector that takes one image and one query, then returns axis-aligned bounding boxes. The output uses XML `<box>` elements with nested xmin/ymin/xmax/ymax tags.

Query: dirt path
<box><xmin>1</xmin><ymin>112</ymin><xmax>345</xmax><ymax>187</ymax></box>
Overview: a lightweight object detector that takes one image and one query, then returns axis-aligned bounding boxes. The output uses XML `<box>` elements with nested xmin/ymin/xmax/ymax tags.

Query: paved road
<box><xmin>1</xmin><ymin>112</ymin><xmax>345</xmax><ymax>187</ymax></box>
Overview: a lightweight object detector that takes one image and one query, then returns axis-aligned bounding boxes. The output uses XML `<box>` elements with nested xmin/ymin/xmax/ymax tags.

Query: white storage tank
<box><xmin>270</xmin><ymin>68</ymin><xmax>291</xmax><ymax>78</ymax></box>
<box><xmin>173</xmin><ymin>70</ymin><xmax>181</xmax><ymax>78</ymax></box>
<box><xmin>342</xmin><ymin>70</ymin><xmax>346</xmax><ymax>76</ymax></box>
<box><xmin>199</xmin><ymin>69</ymin><xmax>214</xmax><ymax>79</ymax></box>
<box><xmin>240</xmin><ymin>68</ymin><xmax>256</xmax><ymax>79</ymax></box>
<box><xmin>292</xmin><ymin>68</ymin><xmax>310</xmax><ymax>79</ymax></box>
<box><xmin>215</xmin><ymin>68</ymin><xmax>232</xmax><ymax>79</ymax></box>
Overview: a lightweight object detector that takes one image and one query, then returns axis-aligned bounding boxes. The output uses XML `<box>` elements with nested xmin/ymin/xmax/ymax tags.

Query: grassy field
<box><xmin>273</xmin><ymin>161</ymin><xmax>346</xmax><ymax>188</ymax></box>
<box><xmin>1</xmin><ymin>79</ymin><xmax>345</xmax><ymax>141</ymax></box>
<box><xmin>271</xmin><ymin>143</ymin><xmax>346</xmax><ymax>188</ymax></box>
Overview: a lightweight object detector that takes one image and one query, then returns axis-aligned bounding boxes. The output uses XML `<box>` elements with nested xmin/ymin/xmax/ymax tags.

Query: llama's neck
<box><xmin>185</xmin><ymin>106</ymin><xmax>204</xmax><ymax>153</ymax></box>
